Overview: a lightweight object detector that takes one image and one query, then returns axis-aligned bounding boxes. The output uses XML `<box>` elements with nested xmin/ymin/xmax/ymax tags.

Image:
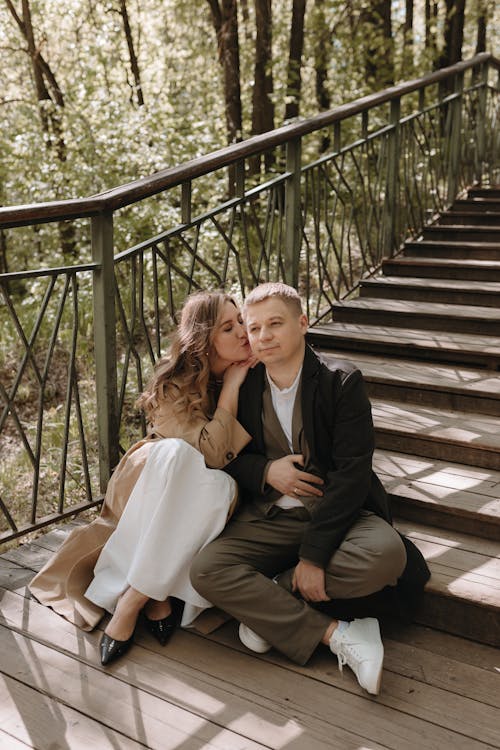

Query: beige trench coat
<box><xmin>29</xmin><ymin>389</ymin><xmax>251</xmax><ymax>631</ymax></box>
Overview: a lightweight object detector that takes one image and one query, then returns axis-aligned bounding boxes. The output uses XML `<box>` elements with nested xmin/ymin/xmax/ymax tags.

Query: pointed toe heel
<box><xmin>99</xmin><ymin>632</ymin><xmax>133</xmax><ymax>666</ymax></box>
<box><xmin>144</xmin><ymin>611</ymin><xmax>176</xmax><ymax>646</ymax></box>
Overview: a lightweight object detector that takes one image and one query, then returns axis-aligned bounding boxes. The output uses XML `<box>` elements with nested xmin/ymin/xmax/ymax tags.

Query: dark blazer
<box><xmin>225</xmin><ymin>344</ymin><xmax>393</xmax><ymax>568</ymax></box>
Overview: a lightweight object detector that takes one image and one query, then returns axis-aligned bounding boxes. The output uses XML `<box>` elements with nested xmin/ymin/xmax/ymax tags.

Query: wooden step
<box><xmin>359</xmin><ymin>275</ymin><xmax>500</xmax><ymax>307</ymax></box>
<box><xmin>381</xmin><ymin>257</ymin><xmax>500</xmax><ymax>282</ymax></box>
<box><xmin>374</xmin><ymin>449</ymin><xmax>500</xmax><ymax>540</ymax></box>
<box><xmin>307</xmin><ymin>322</ymin><xmax>500</xmax><ymax>369</ymax></box>
<box><xmin>394</xmin><ymin>519</ymin><xmax>500</xmax><ymax>648</ymax></box>
<box><xmin>317</xmin><ymin>350</ymin><xmax>500</xmax><ymax>416</ymax></box>
<box><xmin>372</xmin><ymin>399</ymin><xmax>500</xmax><ymax>470</ymax></box>
<box><xmin>452</xmin><ymin>198</ymin><xmax>500</xmax><ymax>213</ymax></box>
<box><xmin>422</xmin><ymin>225</ymin><xmax>500</xmax><ymax>243</ymax></box>
<box><xmin>438</xmin><ymin>211</ymin><xmax>500</xmax><ymax>226</ymax></box>
<box><xmin>331</xmin><ymin>298</ymin><xmax>500</xmax><ymax>335</ymax></box>
<box><xmin>404</xmin><ymin>240</ymin><xmax>500</xmax><ymax>260</ymax></box>
<box><xmin>468</xmin><ymin>186</ymin><xmax>500</xmax><ymax>200</ymax></box>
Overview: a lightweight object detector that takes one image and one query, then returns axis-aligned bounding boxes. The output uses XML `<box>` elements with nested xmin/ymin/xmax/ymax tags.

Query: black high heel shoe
<box><xmin>143</xmin><ymin>610</ymin><xmax>176</xmax><ymax>646</ymax></box>
<box><xmin>99</xmin><ymin>631</ymin><xmax>134</xmax><ymax>666</ymax></box>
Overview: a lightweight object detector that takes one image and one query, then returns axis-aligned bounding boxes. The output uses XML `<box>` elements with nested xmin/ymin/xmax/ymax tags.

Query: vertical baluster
<box><xmin>475</xmin><ymin>62</ymin><xmax>488</xmax><ymax>185</ymax></box>
<box><xmin>91</xmin><ymin>211</ymin><xmax>119</xmax><ymax>491</ymax></box>
<box><xmin>181</xmin><ymin>180</ymin><xmax>192</xmax><ymax>224</ymax></box>
<box><xmin>384</xmin><ymin>96</ymin><xmax>401</xmax><ymax>259</ymax></box>
<box><xmin>447</xmin><ymin>71</ymin><xmax>464</xmax><ymax>204</ymax></box>
<box><xmin>285</xmin><ymin>137</ymin><xmax>301</xmax><ymax>288</ymax></box>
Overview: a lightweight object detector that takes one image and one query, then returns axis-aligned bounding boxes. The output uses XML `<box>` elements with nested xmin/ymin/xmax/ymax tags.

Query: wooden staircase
<box><xmin>307</xmin><ymin>186</ymin><xmax>500</xmax><ymax>648</ymax></box>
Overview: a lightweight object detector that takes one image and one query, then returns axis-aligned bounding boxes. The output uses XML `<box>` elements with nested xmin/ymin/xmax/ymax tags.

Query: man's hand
<box><xmin>266</xmin><ymin>454</ymin><xmax>324</xmax><ymax>497</ymax></box>
<box><xmin>292</xmin><ymin>560</ymin><xmax>330</xmax><ymax>602</ymax></box>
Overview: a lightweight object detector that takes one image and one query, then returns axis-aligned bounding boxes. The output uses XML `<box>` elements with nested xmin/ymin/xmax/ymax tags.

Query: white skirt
<box><xmin>84</xmin><ymin>438</ymin><xmax>235</xmax><ymax>627</ymax></box>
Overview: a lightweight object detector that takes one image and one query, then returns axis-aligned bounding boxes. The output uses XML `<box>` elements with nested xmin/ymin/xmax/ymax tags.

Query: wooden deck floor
<box><xmin>1</xmin><ymin>522</ymin><xmax>499</xmax><ymax>750</ymax></box>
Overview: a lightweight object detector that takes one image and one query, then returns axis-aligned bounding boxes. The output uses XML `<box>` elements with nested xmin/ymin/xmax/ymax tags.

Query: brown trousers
<box><xmin>190</xmin><ymin>506</ymin><xmax>407</xmax><ymax>665</ymax></box>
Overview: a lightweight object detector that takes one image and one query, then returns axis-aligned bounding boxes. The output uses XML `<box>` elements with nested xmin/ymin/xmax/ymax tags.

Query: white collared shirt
<box><xmin>267</xmin><ymin>367</ymin><xmax>304</xmax><ymax>509</ymax></box>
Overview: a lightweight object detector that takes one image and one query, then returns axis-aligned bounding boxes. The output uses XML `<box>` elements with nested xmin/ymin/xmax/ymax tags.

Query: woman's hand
<box><xmin>266</xmin><ymin>454</ymin><xmax>324</xmax><ymax>497</ymax></box>
<box><xmin>222</xmin><ymin>355</ymin><xmax>258</xmax><ymax>389</ymax></box>
<box><xmin>217</xmin><ymin>356</ymin><xmax>256</xmax><ymax>415</ymax></box>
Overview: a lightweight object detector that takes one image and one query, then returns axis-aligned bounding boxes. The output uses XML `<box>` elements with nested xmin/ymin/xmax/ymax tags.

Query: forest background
<box><xmin>1</xmin><ymin>0</ymin><xmax>498</xmax><ymax>273</ymax></box>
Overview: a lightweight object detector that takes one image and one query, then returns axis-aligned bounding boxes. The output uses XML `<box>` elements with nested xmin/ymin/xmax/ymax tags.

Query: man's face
<box><xmin>244</xmin><ymin>297</ymin><xmax>308</xmax><ymax>367</ymax></box>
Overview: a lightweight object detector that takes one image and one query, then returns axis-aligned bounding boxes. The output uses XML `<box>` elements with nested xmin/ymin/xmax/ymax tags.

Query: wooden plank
<box><xmin>0</xmin><ymin>674</ymin><xmax>143</xmax><ymax>750</ymax></box>
<box><xmin>372</xmin><ymin>399</ymin><xmax>500</xmax><ymax>469</ymax></box>
<box><xmin>0</xmin><ymin>625</ymin><xmax>270</xmax><ymax>750</ymax></box>
<box><xmin>318</xmin><ymin>349</ymin><xmax>500</xmax><ymax>415</ymax></box>
<box><xmin>311</xmin><ymin>322</ymin><xmax>500</xmax><ymax>351</ymax></box>
<box><xmin>0</xmin><ymin>592</ymin><xmax>378</xmax><ymax>750</ymax></box>
<box><xmin>0</xmin><ymin>557</ymin><xmax>36</xmax><ymax>592</ymax></box>
<box><xmin>404</xmin><ymin>240</ymin><xmax>500</xmax><ymax>260</ymax></box>
<box><xmin>381</xmin><ymin>257</ymin><xmax>500</xmax><ymax>282</ymax></box>
<box><xmin>2</xmin><ymin>589</ymin><xmax>499</xmax><ymax>750</ymax></box>
<box><xmin>332</xmin><ymin>298</ymin><xmax>500</xmax><ymax>336</ymax></box>
<box><xmin>200</xmin><ymin>622</ymin><xmax>500</xmax><ymax>749</ymax></box>
<box><xmin>362</xmin><ymin>275</ymin><xmax>500</xmax><ymax>293</ymax></box>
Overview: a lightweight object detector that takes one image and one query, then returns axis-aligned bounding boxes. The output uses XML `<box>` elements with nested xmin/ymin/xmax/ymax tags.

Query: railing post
<box><xmin>475</xmin><ymin>63</ymin><xmax>488</xmax><ymax>185</ymax></box>
<box><xmin>285</xmin><ymin>137</ymin><xmax>301</xmax><ymax>288</ymax></box>
<box><xmin>447</xmin><ymin>71</ymin><xmax>464</xmax><ymax>204</ymax></box>
<box><xmin>384</xmin><ymin>97</ymin><xmax>401</xmax><ymax>259</ymax></box>
<box><xmin>91</xmin><ymin>211</ymin><xmax>119</xmax><ymax>492</ymax></box>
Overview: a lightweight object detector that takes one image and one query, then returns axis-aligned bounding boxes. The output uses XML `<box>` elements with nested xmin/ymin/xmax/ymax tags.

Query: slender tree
<box><xmin>250</xmin><ymin>0</ymin><xmax>274</xmax><ymax>171</ymax></box>
<box><xmin>206</xmin><ymin>0</ymin><xmax>243</xmax><ymax>145</ymax></box>
<box><xmin>117</xmin><ymin>0</ymin><xmax>145</xmax><ymax>106</ymax></box>
<box><xmin>440</xmin><ymin>0</ymin><xmax>466</xmax><ymax>68</ymax></box>
<box><xmin>401</xmin><ymin>0</ymin><xmax>414</xmax><ymax>77</ymax></box>
<box><xmin>425</xmin><ymin>0</ymin><xmax>439</xmax><ymax>70</ymax></box>
<box><xmin>313</xmin><ymin>0</ymin><xmax>332</xmax><ymax>151</ymax></box>
<box><xmin>285</xmin><ymin>0</ymin><xmax>307</xmax><ymax>121</ymax></box>
<box><xmin>475</xmin><ymin>0</ymin><xmax>487</xmax><ymax>54</ymax></box>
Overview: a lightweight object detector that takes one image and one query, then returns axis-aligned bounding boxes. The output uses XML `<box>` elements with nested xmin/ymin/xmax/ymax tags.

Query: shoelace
<box><xmin>335</xmin><ymin>639</ymin><xmax>362</xmax><ymax>673</ymax></box>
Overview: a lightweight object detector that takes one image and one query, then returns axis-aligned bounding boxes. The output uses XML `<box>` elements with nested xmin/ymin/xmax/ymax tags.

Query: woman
<box><xmin>29</xmin><ymin>290</ymin><xmax>253</xmax><ymax>665</ymax></box>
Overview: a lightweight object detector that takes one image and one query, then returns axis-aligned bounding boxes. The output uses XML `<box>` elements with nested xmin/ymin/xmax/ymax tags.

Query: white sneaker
<box><xmin>239</xmin><ymin>623</ymin><xmax>272</xmax><ymax>653</ymax></box>
<box><xmin>329</xmin><ymin>617</ymin><xmax>384</xmax><ymax>695</ymax></box>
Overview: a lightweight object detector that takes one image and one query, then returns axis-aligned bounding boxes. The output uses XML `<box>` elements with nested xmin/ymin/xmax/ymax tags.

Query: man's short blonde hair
<box><xmin>244</xmin><ymin>282</ymin><xmax>303</xmax><ymax>316</ymax></box>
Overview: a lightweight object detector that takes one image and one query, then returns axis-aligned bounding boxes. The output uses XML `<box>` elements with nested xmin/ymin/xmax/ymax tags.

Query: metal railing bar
<box><xmin>0</xmin><ymin>498</ymin><xmax>104</xmax><ymax>545</ymax></box>
<box><xmin>0</xmin><ymin>54</ymin><xmax>495</xmax><ymax>229</ymax></box>
<box><xmin>0</xmin><ymin>263</ymin><xmax>98</xmax><ymax>281</ymax></box>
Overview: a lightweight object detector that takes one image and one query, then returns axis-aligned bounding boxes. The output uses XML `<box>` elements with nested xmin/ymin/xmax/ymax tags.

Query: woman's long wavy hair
<box><xmin>136</xmin><ymin>290</ymin><xmax>237</xmax><ymax>420</ymax></box>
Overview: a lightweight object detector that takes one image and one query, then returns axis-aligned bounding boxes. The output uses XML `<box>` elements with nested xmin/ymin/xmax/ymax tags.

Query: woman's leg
<box><xmin>104</xmin><ymin>586</ymin><xmax>149</xmax><ymax>640</ymax></box>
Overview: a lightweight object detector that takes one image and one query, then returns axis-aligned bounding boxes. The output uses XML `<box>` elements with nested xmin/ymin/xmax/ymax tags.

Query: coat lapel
<box><xmin>301</xmin><ymin>346</ymin><xmax>320</xmax><ymax>459</ymax></box>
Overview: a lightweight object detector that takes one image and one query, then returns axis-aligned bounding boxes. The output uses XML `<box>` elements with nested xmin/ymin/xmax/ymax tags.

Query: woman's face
<box><xmin>209</xmin><ymin>301</ymin><xmax>250</xmax><ymax>374</ymax></box>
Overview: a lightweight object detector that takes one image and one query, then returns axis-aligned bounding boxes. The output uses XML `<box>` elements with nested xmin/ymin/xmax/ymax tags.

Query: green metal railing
<box><xmin>0</xmin><ymin>53</ymin><xmax>498</xmax><ymax>544</ymax></box>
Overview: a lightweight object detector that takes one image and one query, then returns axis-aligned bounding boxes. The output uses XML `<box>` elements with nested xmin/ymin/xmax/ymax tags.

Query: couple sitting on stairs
<box><xmin>30</xmin><ymin>282</ymin><xmax>429</xmax><ymax>696</ymax></box>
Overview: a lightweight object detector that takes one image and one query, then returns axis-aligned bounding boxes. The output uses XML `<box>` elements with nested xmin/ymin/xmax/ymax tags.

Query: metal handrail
<box><xmin>0</xmin><ymin>53</ymin><xmax>497</xmax><ymax>228</ymax></box>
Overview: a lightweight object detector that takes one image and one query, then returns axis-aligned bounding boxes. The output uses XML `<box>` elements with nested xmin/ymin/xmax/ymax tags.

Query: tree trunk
<box><xmin>207</xmin><ymin>0</ymin><xmax>243</xmax><ymax>146</ymax></box>
<box><xmin>118</xmin><ymin>0</ymin><xmax>144</xmax><ymax>106</ymax></box>
<box><xmin>285</xmin><ymin>0</ymin><xmax>307</xmax><ymax>121</ymax></box>
<box><xmin>360</xmin><ymin>0</ymin><xmax>394</xmax><ymax>89</ymax></box>
<box><xmin>250</xmin><ymin>0</ymin><xmax>274</xmax><ymax>172</ymax></box>
<box><xmin>401</xmin><ymin>0</ymin><xmax>414</xmax><ymax>77</ymax></box>
<box><xmin>475</xmin><ymin>0</ymin><xmax>487</xmax><ymax>54</ymax></box>
<box><xmin>440</xmin><ymin>0</ymin><xmax>466</xmax><ymax>68</ymax></box>
<box><xmin>313</xmin><ymin>0</ymin><xmax>332</xmax><ymax>151</ymax></box>
<box><xmin>425</xmin><ymin>0</ymin><xmax>439</xmax><ymax>70</ymax></box>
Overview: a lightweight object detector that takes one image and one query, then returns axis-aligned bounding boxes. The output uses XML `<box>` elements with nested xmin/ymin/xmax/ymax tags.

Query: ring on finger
<box><xmin>294</xmin><ymin>487</ymin><xmax>299</xmax><ymax>495</ymax></box>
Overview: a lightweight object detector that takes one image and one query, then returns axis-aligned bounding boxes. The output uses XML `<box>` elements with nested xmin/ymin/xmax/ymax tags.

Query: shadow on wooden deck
<box><xmin>1</xmin><ymin>523</ymin><xmax>499</xmax><ymax>750</ymax></box>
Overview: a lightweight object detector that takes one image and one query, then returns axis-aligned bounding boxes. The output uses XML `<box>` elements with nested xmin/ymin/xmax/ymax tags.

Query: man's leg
<box><xmin>275</xmin><ymin>511</ymin><xmax>406</xmax><ymax>600</ymax></box>
<box><xmin>190</xmin><ymin>507</ymin><xmax>331</xmax><ymax>666</ymax></box>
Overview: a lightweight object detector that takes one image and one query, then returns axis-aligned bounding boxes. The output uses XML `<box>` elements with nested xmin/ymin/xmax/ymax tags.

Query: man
<box><xmin>190</xmin><ymin>282</ymin><xmax>414</xmax><ymax>695</ymax></box>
